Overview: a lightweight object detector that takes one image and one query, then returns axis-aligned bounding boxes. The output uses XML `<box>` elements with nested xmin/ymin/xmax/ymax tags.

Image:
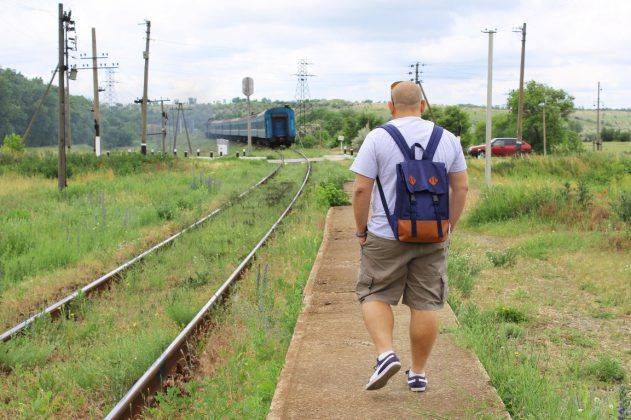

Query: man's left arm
<box><xmin>353</xmin><ymin>174</ymin><xmax>374</xmax><ymax>245</ymax></box>
<box><xmin>448</xmin><ymin>170</ymin><xmax>468</xmax><ymax>230</ymax></box>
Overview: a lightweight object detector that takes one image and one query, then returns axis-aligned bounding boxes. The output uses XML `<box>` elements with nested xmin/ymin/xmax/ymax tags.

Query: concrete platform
<box><xmin>268</xmin><ymin>205</ymin><xmax>508</xmax><ymax>419</ymax></box>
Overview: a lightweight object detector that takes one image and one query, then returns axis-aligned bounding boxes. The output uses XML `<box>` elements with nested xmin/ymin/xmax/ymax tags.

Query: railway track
<box><xmin>0</xmin><ymin>162</ymin><xmax>282</xmax><ymax>343</ymax></box>
<box><xmin>105</xmin><ymin>150</ymin><xmax>311</xmax><ymax>419</ymax></box>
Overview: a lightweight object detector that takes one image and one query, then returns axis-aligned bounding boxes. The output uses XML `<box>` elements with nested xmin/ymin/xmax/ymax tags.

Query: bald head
<box><xmin>389</xmin><ymin>81</ymin><xmax>425</xmax><ymax>117</ymax></box>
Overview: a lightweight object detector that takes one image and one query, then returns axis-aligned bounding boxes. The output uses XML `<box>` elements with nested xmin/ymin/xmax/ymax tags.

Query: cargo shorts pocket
<box><xmin>440</xmin><ymin>275</ymin><xmax>448</xmax><ymax>303</ymax></box>
<box><xmin>356</xmin><ymin>272</ymin><xmax>374</xmax><ymax>302</ymax></box>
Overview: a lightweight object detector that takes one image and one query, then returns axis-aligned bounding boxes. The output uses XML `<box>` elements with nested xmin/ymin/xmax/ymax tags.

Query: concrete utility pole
<box><xmin>483</xmin><ymin>29</ymin><xmax>496</xmax><ymax>186</ymax></box>
<box><xmin>596</xmin><ymin>82</ymin><xmax>602</xmax><ymax>151</ymax></box>
<box><xmin>140</xmin><ymin>20</ymin><xmax>151</xmax><ymax>155</ymax></box>
<box><xmin>64</xmin><ymin>21</ymin><xmax>74</xmax><ymax>149</ymax></box>
<box><xmin>513</xmin><ymin>23</ymin><xmax>526</xmax><ymax>142</ymax></box>
<box><xmin>91</xmin><ymin>28</ymin><xmax>101</xmax><ymax>156</ymax></box>
<box><xmin>540</xmin><ymin>99</ymin><xmax>547</xmax><ymax>156</ymax></box>
<box><xmin>160</xmin><ymin>99</ymin><xmax>168</xmax><ymax>154</ymax></box>
<box><xmin>409</xmin><ymin>62</ymin><xmax>434</xmax><ymax>120</ymax></box>
<box><xmin>57</xmin><ymin>3</ymin><xmax>68</xmax><ymax>191</ymax></box>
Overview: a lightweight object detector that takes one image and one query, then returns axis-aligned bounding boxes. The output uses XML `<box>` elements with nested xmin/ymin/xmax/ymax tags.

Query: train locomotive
<box><xmin>205</xmin><ymin>106</ymin><xmax>295</xmax><ymax>147</ymax></box>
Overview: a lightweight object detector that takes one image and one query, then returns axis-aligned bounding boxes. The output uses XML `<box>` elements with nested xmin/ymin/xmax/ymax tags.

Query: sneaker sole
<box><xmin>365</xmin><ymin>361</ymin><xmax>401</xmax><ymax>390</ymax></box>
<box><xmin>409</xmin><ymin>386</ymin><xmax>426</xmax><ymax>392</ymax></box>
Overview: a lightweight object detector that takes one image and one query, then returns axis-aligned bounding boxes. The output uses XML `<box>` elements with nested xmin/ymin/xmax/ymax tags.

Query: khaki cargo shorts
<box><xmin>356</xmin><ymin>232</ymin><xmax>448</xmax><ymax>311</ymax></box>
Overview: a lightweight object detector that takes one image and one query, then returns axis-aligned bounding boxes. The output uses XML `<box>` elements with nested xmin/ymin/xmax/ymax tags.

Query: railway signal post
<box><xmin>242</xmin><ymin>77</ymin><xmax>254</xmax><ymax>152</ymax></box>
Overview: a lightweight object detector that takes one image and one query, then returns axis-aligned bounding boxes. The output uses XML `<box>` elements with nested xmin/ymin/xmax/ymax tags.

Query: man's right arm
<box><xmin>448</xmin><ymin>170</ymin><xmax>468</xmax><ymax>230</ymax></box>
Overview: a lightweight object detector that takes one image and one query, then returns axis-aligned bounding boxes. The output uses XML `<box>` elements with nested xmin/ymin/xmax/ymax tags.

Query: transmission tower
<box><xmin>294</xmin><ymin>59</ymin><xmax>314</xmax><ymax>134</ymax></box>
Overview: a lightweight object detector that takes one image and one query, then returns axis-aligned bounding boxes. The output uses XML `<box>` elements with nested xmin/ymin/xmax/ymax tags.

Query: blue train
<box><xmin>206</xmin><ymin>106</ymin><xmax>296</xmax><ymax>147</ymax></box>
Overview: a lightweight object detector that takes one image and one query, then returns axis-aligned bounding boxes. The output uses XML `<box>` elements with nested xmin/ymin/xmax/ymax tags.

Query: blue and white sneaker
<box><xmin>365</xmin><ymin>351</ymin><xmax>401</xmax><ymax>390</ymax></box>
<box><xmin>406</xmin><ymin>370</ymin><xmax>427</xmax><ymax>392</ymax></box>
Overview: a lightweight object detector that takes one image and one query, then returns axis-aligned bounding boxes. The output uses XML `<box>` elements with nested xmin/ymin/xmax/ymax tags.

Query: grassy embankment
<box><xmin>448</xmin><ymin>152</ymin><xmax>630</xmax><ymax>418</ymax></box>
<box><xmin>0</xmin><ymin>159</ymin><xmax>350</xmax><ymax>417</ymax></box>
<box><xmin>0</xmin><ymin>152</ymin><xmax>275</xmax><ymax>329</ymax></box>
<box><xmin>0</xmin><ymin>161</ymin><xmax>330</xmax><ymax>417</ymax></box>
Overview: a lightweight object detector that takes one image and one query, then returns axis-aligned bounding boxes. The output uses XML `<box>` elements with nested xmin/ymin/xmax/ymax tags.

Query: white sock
<box><xmin>378</xmin><ymin>350</ymin><xmax>394</xmax><ymax>361</ymax></box>
<box><xmin>408</xmin><ymin>369</ymin><xmax>425</xmax><ymax>378</ymax></box>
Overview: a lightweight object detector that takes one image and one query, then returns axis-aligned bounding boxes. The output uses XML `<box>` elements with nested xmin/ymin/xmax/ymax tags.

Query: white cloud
<box><xmin>1</xmin><ymin>0</ymin><xmax>629</xmax><ymax>107</ymax></box>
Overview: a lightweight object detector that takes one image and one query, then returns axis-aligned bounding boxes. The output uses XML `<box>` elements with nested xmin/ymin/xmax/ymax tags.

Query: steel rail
<box><xmin>0</xmin><ymin>163</ymin><xmax>282</xmax><ymax>343</ymax></box>
<box><xmin>106</xmin><ymin>151</ymin><xmax>311</xmax><ymax>420</ymax></box>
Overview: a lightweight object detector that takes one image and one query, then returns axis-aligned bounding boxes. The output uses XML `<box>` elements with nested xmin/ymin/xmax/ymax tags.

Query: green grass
<box><xmin>0</xmin><ymin>157</ymin><xmax>274</xmax><ymax>329</ymax></box>
<box><xmin>145</xmin><ymin>162</ymin><xmax>352</xmax><ymax>418</ymax></box>
<box><xmin>0</xmin><ymin>160</ymin><xmax>350</xmax><ymax>417</ymax></box>
<box><xmin>451</xmin><ymin>149</ymin><xmax>629</xmax><ymax>418</ymax></box>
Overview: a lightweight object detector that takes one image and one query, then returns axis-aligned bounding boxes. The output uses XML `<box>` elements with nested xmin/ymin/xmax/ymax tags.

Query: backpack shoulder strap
<box><xmin>422</xmin><ymin>124</ymin><xmax>444</xmax><ymax>161</ymax></box>
<box><xmin>380</xmin><ymin>124</ymin><xmax>414</xmax><ymax>160</ymax></box>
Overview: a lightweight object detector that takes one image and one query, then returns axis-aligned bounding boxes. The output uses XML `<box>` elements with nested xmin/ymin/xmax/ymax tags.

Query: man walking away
<box><xmin>350</xmin><ymin>81</ymin><xmax>468</xmax><ymax>392</ymax></box>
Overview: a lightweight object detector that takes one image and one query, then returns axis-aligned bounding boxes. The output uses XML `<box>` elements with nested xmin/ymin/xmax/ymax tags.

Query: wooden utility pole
<box><xmin>483</xmin><ymin>29</ymin><xmax>496</xmax><ymax>186</ymax></box>
<box><xmin>140</xmin><ymin>20</ymin><xmax>151</xmax><ymax>155</ymax></box>
<box><xmin>57</xmin><ymin>3</ymin><xmax>68</xmax><ymax>191</ymax></box>
<box><xmin>410</xmin><ymin>62</ymin><xmax>434</xmax><ymax>120</ymax></box>
<box><xmin>514</xmin><ymin>23</ymin><xmax>526</xmax><ymax>142</ymax></box>
<box><xmin>596</xmin><ymin>82</ymin><xmax>602</xmax><ymax>151</ymax></box>
<box><xmin>91</xmin><ymin>28</ymin><xmax>101</xmax><ymax>156</ymax></box>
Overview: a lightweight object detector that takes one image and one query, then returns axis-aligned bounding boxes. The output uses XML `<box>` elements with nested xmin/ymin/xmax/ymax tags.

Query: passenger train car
<box><xmin>206</xmin><ymin>106</ymin><xmax>295</xmax><ymax>147</ymax></box>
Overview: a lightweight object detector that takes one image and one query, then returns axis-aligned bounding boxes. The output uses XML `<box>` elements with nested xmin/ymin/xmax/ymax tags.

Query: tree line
<box><xmin>1</xmin><ymin>67</ymin><xmax>612</xmax><ymax>153</ymax></box>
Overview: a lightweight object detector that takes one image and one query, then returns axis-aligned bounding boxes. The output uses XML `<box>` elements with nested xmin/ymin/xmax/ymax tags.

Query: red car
<box><xmin>468</xmin><ymin>137</ymin><xmax>532</xmax><ymax>158</ymax></box>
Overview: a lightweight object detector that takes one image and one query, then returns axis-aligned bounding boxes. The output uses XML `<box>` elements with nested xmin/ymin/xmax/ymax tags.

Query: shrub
<box><xmin>585</xmin><ymin>355</ymin><xmax>625</xmax><ymax>383</ymax></box>
<box><xmin>316</xmin><ymin>182</ymin><xmax>350</xmax><ymax>207</ymax></box>
<box><xmin>1</xmin><ymin>133</ymin><xmax>24</xmax><ymax>152</ymax></box>
<box><xmin>486</xmin><ymin>248</ymin><xmax>518</xmax><ymax>267</ymax></box>
<box><xmin>614</xmin><ymin>190</ymin><xmax>631</xmax><ymax>222</ymax></box>
<box><xmin>494</xmin><ymin>305</ymin><xmax>528</xmax><ymax>323</ymax></box>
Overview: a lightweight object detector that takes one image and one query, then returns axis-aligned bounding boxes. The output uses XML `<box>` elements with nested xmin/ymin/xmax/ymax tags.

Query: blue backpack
<box><xmin>375</xmin><ymin>123</ymin><xmax>450</xmax><ymax>243</ymax></box>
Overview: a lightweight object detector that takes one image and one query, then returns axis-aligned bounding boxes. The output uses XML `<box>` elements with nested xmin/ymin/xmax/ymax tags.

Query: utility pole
<box><xmin>409</xmin><ymin>62</ymin><xmax>434</xmax><ymax>120</ymax></box>
<box><xmin>64</xmin><ymin>20</ymin><xmax>76</xmax><ymax>149</ymax></box>
<box><xmin>540</xmin><ymin>99</ymin><xmax>547</xmax><ymax>156</ymax></box>
<box><xmin>90</xmin><ymin>28</ymin><xmax>100</xmax><ymax>156</ymax></box>
<box><xmin>596</xmin><ymin>82</ymin><xmax>602</xmax><ymax>151</ymax></box>
<box><xmin>78</xmin><ymin>32</ymin><xmax>117</xmax><ymax>156</ymax></box>
<box><xmin>483</xmin><ymin>28</ymin><xmax>496</xmax><ymax>186</ymax></box>
<box><xmin>140</xmin><ymin>20</ymin><xmax>151</xmax><ymax>155</ymax></box>
<box><xmin>513</xmin><ymin>23</ymin><xmax>526</xmax><ymax>142</ymax></box>
<box><xmin>144</xmin><ymin>98</ymin><xmax>171</xmax><ymax>153</ymax></box>
<box><xmin>57</xmin><ymin>3</ymin><xmax>70</xmax><ymax>191</ymax></box>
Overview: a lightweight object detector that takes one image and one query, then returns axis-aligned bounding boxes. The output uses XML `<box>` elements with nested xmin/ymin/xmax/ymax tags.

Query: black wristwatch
<box><xmin>355</xmin><ymin>231</ymin><xmax>368</xmax><ymax>238</ymax></box>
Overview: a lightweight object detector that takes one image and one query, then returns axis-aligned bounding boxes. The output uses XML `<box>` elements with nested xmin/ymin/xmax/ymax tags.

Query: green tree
<box><xmin>1</xmin><ymin>133</ymin><xmax>24</xmax><ymax>152</ymax></box>
<box><xmin>506</xmin><ymin>81</ymin><xmax>574</xmax><ymax>152</ymax></box>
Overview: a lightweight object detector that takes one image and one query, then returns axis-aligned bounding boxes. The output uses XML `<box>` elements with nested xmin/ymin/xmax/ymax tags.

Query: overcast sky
<box><xmin>2</xmin><ymin>0</ymin><xmax>630</xmax><ymax>108</ymax></box>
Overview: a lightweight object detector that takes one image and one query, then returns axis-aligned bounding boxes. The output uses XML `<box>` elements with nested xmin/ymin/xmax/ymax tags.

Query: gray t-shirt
<box><xmin>350</xmin><ymin>116</ymin><xmax>467</xmax><ymax>240</ymax></box>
